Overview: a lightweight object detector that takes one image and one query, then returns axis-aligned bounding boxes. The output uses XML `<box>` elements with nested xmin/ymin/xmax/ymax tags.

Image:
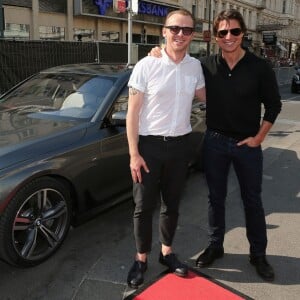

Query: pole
<box><xmin>96</xmin><ymin>41</ymin><xmax>100</xmax><ymax>64</ymax></box>
<box><xmin>206</xmin><ymin>0</ymin><xmax>211</xmax><ymax>56</ymax></box>
<box><xmin>127</xmin><ymin>0</ymin><xmax>132</xmax><ymax>66</ymax></box>
<box><xmin>0</xmin><ymin>0</ymin><xmax>4</xmax><ymax>38</ymax></box>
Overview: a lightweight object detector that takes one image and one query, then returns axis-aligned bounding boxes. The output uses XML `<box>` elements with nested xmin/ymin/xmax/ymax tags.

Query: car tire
<box><xmin>0</xmin><ymin>177</ymin><xmax>71</xmax><ymax>267</ymax></box>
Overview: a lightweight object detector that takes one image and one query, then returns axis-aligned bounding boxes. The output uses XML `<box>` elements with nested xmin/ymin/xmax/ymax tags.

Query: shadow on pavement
<box><xmin>0</xmin><ymin>145</ymin><xmax>299</xmax><ymax>299</ymax></box>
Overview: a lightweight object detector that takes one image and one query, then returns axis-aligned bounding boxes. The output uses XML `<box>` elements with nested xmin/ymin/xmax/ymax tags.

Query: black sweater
<box><xmin>200</xmin><ymin>51</ymin><xmax>282</xmax><ymax>140</ymax></box>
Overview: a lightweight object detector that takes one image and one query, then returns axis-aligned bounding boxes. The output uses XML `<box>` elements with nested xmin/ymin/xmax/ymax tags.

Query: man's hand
<box><xmin>237</xmin><ymin>120</ymin><xmax>273</xmax><ymax>147</ymax></box>
<box><xmin>148</xmin><ymin>46</ymin><xmax>162</xmax><ymax>58</ymax></box>
<box><xmin>130</xmin><ymin>154</ymin><xmax>150</xmax><ymax>183</ymax></box>
<box><xmin>237</xmin><ymin>136</ymin><xmax>262</xmax><ymax>147</ymax></box>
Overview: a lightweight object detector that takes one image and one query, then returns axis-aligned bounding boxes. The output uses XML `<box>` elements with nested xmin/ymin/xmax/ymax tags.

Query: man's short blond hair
<box><xmin>164</xmin><ymin>8</ymin><xmax>195</xmax><ymax>28</ymax></box>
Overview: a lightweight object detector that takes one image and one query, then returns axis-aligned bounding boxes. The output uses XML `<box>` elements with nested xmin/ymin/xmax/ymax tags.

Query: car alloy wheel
<box><xmin>0</xmin><ymin>177</ymin><xmax>71</xmax><ymax>267</ymax></box>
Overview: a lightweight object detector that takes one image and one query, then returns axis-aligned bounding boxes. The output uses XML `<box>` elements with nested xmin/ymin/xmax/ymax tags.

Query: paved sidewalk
<box><xmin>185</xmin><ymin>108</ymin><xmax>300</xmax><ymax>300</ymax></box>
<box><xmin>0</xmin><ymin>100</ymin><xmax>299</xmax><ymax>300</ymax></box>
<box><xmin>78</xmin><ymin>101</ymin><xmax>300</xmax><ymax>300</ymax></box>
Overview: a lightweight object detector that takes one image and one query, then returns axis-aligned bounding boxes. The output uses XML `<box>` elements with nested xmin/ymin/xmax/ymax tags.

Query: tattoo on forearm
<box><xmin>129</xmin><ymin>87</ymin><xmax>139</xmax><ymax>95</ymax></box>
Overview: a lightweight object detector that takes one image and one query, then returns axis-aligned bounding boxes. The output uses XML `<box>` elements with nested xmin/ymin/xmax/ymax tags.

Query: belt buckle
<box><xmin>163</xmin><ymin>136</ymin><xmax>168</xmax><ymax>141</ymax></box>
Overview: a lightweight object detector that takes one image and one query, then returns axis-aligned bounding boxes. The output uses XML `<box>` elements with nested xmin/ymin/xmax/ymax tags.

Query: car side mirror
<box><xmin>111</xmin><ymin>110</ymin><xmax>127</xmax><ymax>126</ymax></box>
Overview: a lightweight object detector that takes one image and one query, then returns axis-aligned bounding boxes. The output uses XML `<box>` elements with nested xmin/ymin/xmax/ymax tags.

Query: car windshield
<box><xmin>0</xmin><ymin>73</ymin><xmax>116</xmax><ymax>119</ymax></box>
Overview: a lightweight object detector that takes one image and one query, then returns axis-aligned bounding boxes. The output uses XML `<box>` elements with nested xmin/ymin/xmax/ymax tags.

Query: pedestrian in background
<box><xmin>126</xmin><ymin>8</ymin><xmax>206</xmax><ymax>289</ymax></box>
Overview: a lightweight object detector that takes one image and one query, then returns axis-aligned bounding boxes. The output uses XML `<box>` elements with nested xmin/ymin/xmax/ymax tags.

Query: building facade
<box><xmin>1</xmin><ymin>0</ymin><xmax>300</xmax><ymax>62</ymax></box>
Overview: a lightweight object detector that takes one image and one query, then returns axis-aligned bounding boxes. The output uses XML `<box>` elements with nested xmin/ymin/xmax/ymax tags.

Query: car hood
<box><xmin>0</xmin><ymin>110</ymin><xmax>87</xmax><ymax>170</ymax></box>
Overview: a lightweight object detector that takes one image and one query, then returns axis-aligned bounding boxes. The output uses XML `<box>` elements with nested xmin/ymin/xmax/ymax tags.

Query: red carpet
<box><xmin>128</xmin><ymin>271</ymin><xmax>250</xmax><ymax>300</ymax></box>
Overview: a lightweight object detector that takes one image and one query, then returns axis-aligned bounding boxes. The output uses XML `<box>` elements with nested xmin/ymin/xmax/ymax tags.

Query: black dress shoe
<box><xmin>159</xmin><ymin>252</ymin><xmax>188</xmax><ymax>277</ymax></box>
<box><xmin>195</xmin><ymin>247</ymin><xmax>224</xmax><ymax>267</ymax></box>
<box><xmin>249</xmin><ymin>255</ymin><xmax>274</xmax><ymax>281</ymax></box>
<box><xmin>127</xmin><ymin>260</ymin><xmax>147</xmax><ymax>289</ymax></box>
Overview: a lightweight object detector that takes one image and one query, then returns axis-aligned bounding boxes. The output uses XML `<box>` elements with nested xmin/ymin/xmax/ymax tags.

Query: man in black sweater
<box><xmin>195</xmin><ymin>9</ymin><xmax>281</xmax><ymax>282</ymax></box>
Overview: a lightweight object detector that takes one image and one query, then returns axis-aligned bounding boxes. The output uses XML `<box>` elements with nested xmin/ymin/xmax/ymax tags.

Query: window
<box><xmin>204</xmin><ymin>0</ymin><xmax>210</xmax><ymax>20</ymax></box>
<box><xmin>74</xmin><ymin>28</ymin><xmax>95</xmax><ymax>41</ymax></box>
<box><xmin>39</xmin><ymin>26</ymin><xmax>65</xmax><ymax>40</ymax></box>
<box><xmin>102</xmin><ymin>31</ymin><xmax>119</xmax><ymax>42</ymax></box>
<box><xmin>132</xmin><ymin>33</ymin><xmax>142</xmax><ymax>44</ymax></box>
<box><xmin>282</xmin><ymin>0</ymin><xmax>286</xmax><ymax>13</ymax></box>
<box><xmin>126</xmin><ymin>33</ymin><xmax>159</xmax><ymax>45</ymax></box>
<box><xmin>192</xmin><ymin>4</ymin><xmax>196</xmax><ymax>18</ymax></box>
<box><xmin>146</xmin><ymin>35</ymin><xmax>159</xmax><ymax>45</ymax></box>
<box><xmin>248</xmin><ymin>11</ymin><xmax>252</xmax><ymax>29</ymax></box>
<box><xmin>4</xmin><ymin>23</ymin><xmax>30</xmax><ymax>39</ymax></box>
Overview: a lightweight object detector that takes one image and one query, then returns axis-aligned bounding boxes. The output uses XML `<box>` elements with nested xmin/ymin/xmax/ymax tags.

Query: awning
<box><xmin>277</xmin><ymin>42</ymin><xmax>288</xmax><ymax>51</ymax></box>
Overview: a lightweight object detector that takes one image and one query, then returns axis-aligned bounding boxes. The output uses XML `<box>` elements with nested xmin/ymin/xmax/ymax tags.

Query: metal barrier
<box><xmin>0</xmin><ymin>40</ymin><xmax>154</xmax><ymax>94</ymax></box>
<box><xmin>273</xmin><ymin>67</ymin><xmax>295</xmax><ymax>86</ymax></box>
<box><xmin>0</xmin><ymin>39</ymin><xmax>295</xmax><ymax>94</ymax></box>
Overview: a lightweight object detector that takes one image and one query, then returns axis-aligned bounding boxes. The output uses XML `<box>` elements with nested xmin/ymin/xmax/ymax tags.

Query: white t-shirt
<box><xmin>128</xmin><ymin>49</ymin><xmax>205</xmax><ymax>136</ymax></box>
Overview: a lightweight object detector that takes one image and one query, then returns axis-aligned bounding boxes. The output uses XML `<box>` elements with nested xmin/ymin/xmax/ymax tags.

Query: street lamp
<box><xmin>127</xmin><ymin>0</ymin><xmax>132</xmax><ymax>65</ymax></box>
<box><xmin>126</xmin><ymin>0</ymin><xmax>138</xmax><ymax>66</ymax></box>
<box><xmin>0</xmin><ymin>0</ymin><xmax>4</xmax><ymax>38</ymax></box>
<box><xmin>206</xmin><ymin>0</ymin><xmax>212</xmax><ymax>56</ymax></box>
<box><xmin>113</xmin><ymin>0</ymin><xmax>135</xmax><ymax>66</ymax></box>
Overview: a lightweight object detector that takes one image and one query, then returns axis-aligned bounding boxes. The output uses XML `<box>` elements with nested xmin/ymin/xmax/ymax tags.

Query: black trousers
<box><xmin>133</xmin><ymin>134</ymin><xmax>191</xmax><ymax>254</ymax></box>
<box><xmin>204</xmin><ymin>130</ymin><xmax>267</xmax><ymax>256</ymax></box>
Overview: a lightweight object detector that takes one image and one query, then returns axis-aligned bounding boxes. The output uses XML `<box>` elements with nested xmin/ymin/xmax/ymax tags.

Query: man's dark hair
<box><xmin>213</xmin><ymin>9</ymin><xmax>247</xmax><ymax>36</ymax></box>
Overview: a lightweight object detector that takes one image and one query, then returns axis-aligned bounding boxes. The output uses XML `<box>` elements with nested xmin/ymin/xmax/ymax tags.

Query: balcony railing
<box><xmin>257</xmin><ymin>23</ymin><xmax>287</xmax><ymax>31</ymax></box>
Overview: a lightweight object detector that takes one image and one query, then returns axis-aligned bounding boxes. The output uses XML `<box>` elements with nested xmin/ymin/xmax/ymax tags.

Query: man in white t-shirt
<box><xmin>126</xmin><ymin>8</ymin><xmax>206</xmax><ymax>288</ymax></box>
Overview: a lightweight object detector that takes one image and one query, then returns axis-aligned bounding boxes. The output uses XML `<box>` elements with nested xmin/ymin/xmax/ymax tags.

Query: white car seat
<box><xmin>60</xmin><ymin>92</ymin><xmax>98</xmax><ymax>118</ymax></box>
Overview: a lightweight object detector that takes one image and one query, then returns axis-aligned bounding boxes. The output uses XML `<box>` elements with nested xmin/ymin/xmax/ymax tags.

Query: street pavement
<box><xmin>0</xmin><ymin>90</ymin><xmax>300</xmax><ymax>300</ymax></box>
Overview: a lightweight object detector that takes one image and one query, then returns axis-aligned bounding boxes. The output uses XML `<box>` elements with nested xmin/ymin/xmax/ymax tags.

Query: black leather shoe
<box><xmin>195</xmin><ymin>247</ymin><xmax>224</xmax><ymax>267</ymax></box>
<box><xmin>159</xmin><ymin>252</ymin><xmax>188</xmax><ymax>277</ymax></box>
<box><xmin>127</xmin><ymin>260</ymin><xmax>147</xmax><ymax>289</ymax></box>
<box><xmin>249</xmin><ymin>255</ymin><xmax>274</xmax><ymax>281</ymax></box>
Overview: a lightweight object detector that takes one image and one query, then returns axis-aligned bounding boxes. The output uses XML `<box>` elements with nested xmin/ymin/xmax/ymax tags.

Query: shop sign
<box><xmin>263</xmin><ymin>32</ymin><xmax>277</xmax><ymax>45</ymax></box>
<box><xmin>113</xmin><ymin>0</ymin><xmax>126</xmax><ymax>13</ymax></box>
<box><xmin>139</xmin><ymin>2</ymin><xmax>168</xmax><ymax>16</ymax></box>
<box><xmin>94</xmin><ymin>0</ymin><xmax>112</xmax><ymax>15</ymax></box>
<box><xmin>203</xmin><ymin>30</ymin><xmax>211</xmax><ymax>42</ymax></box>
<box><xmin>94</xmin><ymin>0</ymin><xmax>169</xmax><ymax>17</ymax></box>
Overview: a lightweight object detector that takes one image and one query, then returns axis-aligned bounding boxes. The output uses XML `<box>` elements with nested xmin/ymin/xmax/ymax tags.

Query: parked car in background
<box><xmin>0</xmin><ymin>63</ymin><xmax>206</xmax><ymax>267</ymax></box>
<box><xmin>291</xmin><ymin>67</ymin><xmax>300</xmax><ymax>93</ymax></box>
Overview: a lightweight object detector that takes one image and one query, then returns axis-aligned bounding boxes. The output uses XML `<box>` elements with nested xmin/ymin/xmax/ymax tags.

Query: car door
<box><xmin>78</xmin><ymin>85</ymin><xmax>131</xmax><ymax>208</ymax></box>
